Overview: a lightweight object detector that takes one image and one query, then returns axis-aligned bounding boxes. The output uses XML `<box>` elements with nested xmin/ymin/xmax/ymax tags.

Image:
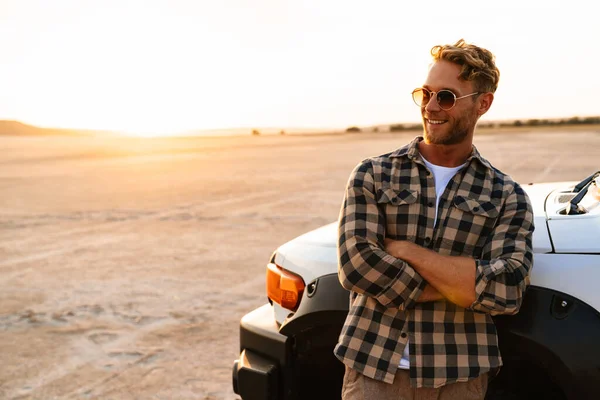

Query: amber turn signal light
<box><xmin>266</xmin><ymin>263</ymin><xmax>305</xmax><ymax>311</ymax></box>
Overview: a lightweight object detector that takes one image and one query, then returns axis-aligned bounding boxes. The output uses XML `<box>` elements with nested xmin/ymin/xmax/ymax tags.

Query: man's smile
<box><xmin>425</xmin><ymin>118</ymin><xmax>447</xmax><ymax>125</ymax></box>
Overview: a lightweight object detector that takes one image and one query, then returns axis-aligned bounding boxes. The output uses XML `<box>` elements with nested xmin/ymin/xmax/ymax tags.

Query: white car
<box><xmin>232</xmin><ymin>172</ymin><xmax>600</xmax><ymax>400</ymax></box>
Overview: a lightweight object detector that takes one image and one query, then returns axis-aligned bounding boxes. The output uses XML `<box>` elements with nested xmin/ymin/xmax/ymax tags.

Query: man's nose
<box><xmin>424</xmin><ymin>92</ymin><xmax>441</xmax><ymax>113</ymax></box>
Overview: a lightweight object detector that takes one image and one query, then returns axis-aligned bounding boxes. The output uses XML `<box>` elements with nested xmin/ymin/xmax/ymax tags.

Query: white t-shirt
<box><xmin>399</xmin><ymin>156</ymin><xmax>466</xmax><ymax>370</ymax></box>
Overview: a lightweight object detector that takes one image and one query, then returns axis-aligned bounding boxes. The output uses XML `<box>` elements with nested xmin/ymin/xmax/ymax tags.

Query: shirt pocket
<box><xmin>376</xmin><ymin>186</ymin><xmax>419</xmax><ymax>240</ymax></box>
<box><xmin>445</xmin><ymin>195</ymin><xmax>502</xmax><ymax>254</ymax></box>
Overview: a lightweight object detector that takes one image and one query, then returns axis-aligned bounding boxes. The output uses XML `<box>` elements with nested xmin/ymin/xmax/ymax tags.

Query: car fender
<box><xmin>493</xmin><ymin>286</ymin><xmax>600</xmax><ymax>400</ymax></box>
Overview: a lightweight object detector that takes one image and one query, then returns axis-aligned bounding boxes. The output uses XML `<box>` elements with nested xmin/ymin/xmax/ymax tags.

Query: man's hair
<box><xmin>431</xmin><ymin>39</ymin><xmax>500</xmax><ymax>94</ymax></box>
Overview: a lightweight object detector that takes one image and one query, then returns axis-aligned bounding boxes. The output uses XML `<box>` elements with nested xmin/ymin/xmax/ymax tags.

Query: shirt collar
<box><xmin>390</xmin><ymin>136</ymin><xmax>494</xmax><ymax>171</ymax></box>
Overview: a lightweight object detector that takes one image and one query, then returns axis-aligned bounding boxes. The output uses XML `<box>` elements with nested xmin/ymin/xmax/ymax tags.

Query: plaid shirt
<box><xmin>333</xmin><ymin>136</ymin><xmax>534</xmax><ymax>388</ymax></box>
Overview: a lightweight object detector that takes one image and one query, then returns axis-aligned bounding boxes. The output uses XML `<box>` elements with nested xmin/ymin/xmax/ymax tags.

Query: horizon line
<box><xmin>2</xmin><ymin>114</ymin><xmax>600</xmax><ymax>136</ymax></box>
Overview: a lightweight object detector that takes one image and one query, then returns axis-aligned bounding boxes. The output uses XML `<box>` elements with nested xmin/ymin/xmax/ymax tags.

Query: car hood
<box><xmin>275</xmin><ymin>223</ymin><xmax>339</xmax><ymax>283</ymax></box>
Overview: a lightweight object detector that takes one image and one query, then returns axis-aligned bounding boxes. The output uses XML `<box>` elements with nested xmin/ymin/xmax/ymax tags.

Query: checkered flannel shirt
<box><xmin>333</xmin><ymin>136</ymin><xmax>534</xmax><ymax>388</ymax></box>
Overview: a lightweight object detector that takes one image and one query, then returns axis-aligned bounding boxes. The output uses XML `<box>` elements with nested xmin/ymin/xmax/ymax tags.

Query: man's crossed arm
<box><xmin>384</xmin><ymin>239</ymin><xmax>476</xmax><ymax>308</ymax></box>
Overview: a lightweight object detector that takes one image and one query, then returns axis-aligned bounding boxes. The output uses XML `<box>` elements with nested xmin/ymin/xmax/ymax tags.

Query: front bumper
<box><xmin>232</xmin><ymin>273</ymin><xmax>349</xmax><ymax>400</ymax></box>
<box><xmin>232</xmin><ymin>304</ymin><xmax>291</xmax><ymax>400</ymax></box>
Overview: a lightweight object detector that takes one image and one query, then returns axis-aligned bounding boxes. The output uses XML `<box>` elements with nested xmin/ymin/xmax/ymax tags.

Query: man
<box><xmin>334</xmin><ymin>39</ymin><xmax>534</xmax><ymax>399</ymax></box>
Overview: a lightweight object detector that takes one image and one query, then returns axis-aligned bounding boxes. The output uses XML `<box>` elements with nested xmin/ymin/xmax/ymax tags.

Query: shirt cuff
<box><xmin>375</xmin><ymin>253</ymin><xmax>427</xmax><ymax>309</ymax></box>
<box><xmin>470</xmin><ymin>259</ymin><xmax>503</xmax><ymax>312</ymax></box>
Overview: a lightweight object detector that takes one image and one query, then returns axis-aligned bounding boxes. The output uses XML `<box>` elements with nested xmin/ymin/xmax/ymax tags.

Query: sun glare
<box><xmin>1</xmin><ymin>1</ymin><xmax>268</xmax><ymax>137</ymax></box>
<box><xmin>1</xmin><ymin>0</ymin><xmax>598</xmax><ymax>134</ymax></box>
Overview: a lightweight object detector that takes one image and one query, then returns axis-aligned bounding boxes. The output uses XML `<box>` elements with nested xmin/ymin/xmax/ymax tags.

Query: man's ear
<box><xmin>477</xmin><ymin>92</ymin><xmax>494</xmax><ymax>116</ymax></box>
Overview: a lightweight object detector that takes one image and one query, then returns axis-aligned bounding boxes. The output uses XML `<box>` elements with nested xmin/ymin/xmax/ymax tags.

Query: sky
<box><xmin>0</xmin><ymin>0</ymin><xmax>598</xmax><ymax>136</ymax></box>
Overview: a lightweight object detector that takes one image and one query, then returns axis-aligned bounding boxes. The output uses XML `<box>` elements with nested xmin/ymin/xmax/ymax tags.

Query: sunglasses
<box><xmin>412</xmin><ymin>87</ymin><xmax>479</xmax><ymax>110</ymax></box>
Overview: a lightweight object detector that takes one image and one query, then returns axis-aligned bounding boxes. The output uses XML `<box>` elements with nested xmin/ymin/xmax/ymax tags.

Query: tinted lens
<box><xmin>412</xmin><ymin>88</ymin><xmax>431</xmax><ymax>107</ymax></box>
<box><xmin>437</xmin><ymin>90</ymin><xmax>456</xmax><ymax>110</ymax></box>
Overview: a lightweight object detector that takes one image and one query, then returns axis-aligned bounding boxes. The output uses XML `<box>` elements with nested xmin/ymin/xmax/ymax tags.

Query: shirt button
<box><xmin>473</xmin><ymin>206</ymin><xmax>480</xmax><ymax>212</ymax></box>
<box><xmin>428</xmin><ymin>201</ymin><xmax>434</xmax><ymax>207</ymax></box>
<box><xmin>400</xmin><ymin>332</ymin><xmax>407</xmax><ymax>338</ymax></box>
<box><xmin>424</xmin><ymin>237</ymin><xmax>431</xmax><ymax>244</ymax></box>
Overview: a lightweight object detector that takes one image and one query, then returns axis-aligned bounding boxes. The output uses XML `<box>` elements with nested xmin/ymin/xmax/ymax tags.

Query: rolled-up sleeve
<box><xmin>337</xmin><ymin>160</ymin><xmax>426</xmax><ymax>309</ymax></box>
<box><xmin>469</xmin><ymin>183</ymin><xmax>535</xmax><ymax>315</ymax></box>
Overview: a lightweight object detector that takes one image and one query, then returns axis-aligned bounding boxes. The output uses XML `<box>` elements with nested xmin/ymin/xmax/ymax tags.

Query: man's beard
<box><xmin>423</xmin><ymin>109</ymin><xmax>477</xmax><ymax>145</ymax></box>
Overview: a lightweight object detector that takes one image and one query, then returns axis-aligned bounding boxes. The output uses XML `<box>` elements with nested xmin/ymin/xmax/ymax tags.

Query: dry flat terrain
<box><xmin>1</xmin><ymin>129</ymin><xmax>599</xmax><ymax>399</ymax></box>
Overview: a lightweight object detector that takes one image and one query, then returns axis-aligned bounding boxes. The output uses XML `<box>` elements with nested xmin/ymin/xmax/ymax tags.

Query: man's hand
<box><xmin>384</xmin><ymin>239</ymin><xmax>418</xmax><ymax>261</ymax></box>
<box><xmin>384</xmin><ymin>238</ymin><xmax>477</xmax><ymax>309</ymax></box>
<box><xmin>417</xmin><ymin>284</ymin><xmax>445</xmax><ymax>303</ymax></box>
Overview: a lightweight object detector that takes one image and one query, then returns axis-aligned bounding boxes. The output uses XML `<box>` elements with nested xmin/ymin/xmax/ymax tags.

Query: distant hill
<box><xmin>0</xmin><ymin>120</ymin><xmax>122</xmax><ymax>137</ymax></box>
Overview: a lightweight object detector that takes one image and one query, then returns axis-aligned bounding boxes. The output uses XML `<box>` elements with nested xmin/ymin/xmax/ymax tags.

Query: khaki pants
<box><xmin>342</xmin><ymin>366</ymin><xmax>488</xmax><ymax>400</ymax></box>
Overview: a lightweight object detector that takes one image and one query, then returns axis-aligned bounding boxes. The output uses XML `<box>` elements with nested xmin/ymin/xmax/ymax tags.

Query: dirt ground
<box><xmin>1</xmin><ymin>128</ymin><xmax>599</xmax><ymax>399</ymax></box>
